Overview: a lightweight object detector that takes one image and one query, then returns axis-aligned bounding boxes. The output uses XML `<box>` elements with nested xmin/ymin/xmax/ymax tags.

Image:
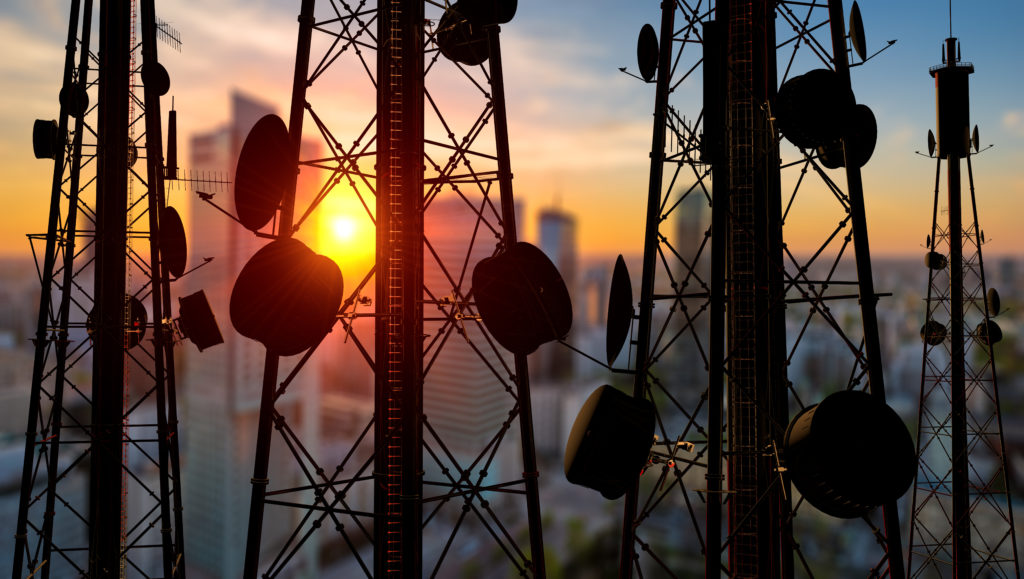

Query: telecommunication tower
<box><xmin>230</xmin><ymin>1</ymin><xmax>556</xmax><ymax>577</ymax></box>
<box><xmin>13</xmin><ymin>0</ymin><xmax>219</xmax><ymax>577</ymax></box>
<box><xmin>906</xmin><ymin>36</ymin><xmax>1020</xmax><ymax>578</ymax></box>
<box><xmin>563</xmin><ymin>1</ymin><xmax>915</xmax><ymax>577</ymax></box>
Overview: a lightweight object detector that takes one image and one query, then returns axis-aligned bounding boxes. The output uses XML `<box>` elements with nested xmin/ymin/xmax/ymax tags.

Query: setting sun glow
<box><xmin>331</xmin><ymin>215</ymin><xmax>357</xmax><ymax>243</ymax></box>
<box><xmin>316</xmin><ymin>194</ymin><xmax>375</xmax><ymax>279</ymax></box>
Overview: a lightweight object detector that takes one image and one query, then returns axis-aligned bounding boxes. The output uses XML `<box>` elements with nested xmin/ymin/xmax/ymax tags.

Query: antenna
<box><xmin>560</xmin><ymin>3</ymin><xmax>914</xmax><ymax>577</ymax></box>
<box><xmin>235</xmin><ymin>2</ymin><xmax>551</xmax><ymax>577</ymax></box>
<box><xmin>156</xmin><ymin>17</ymin><xmax>182</xmax><ymax>52</ymax></box>
<box><xmin>907</xmin><ymin>36</ymin><xmax>1019</xmax><ymax>578</ymax></box>
<box><xmin>12</xmin><ymin>1</ymin><xmax>214</xmax><ymax>576</ymax></box>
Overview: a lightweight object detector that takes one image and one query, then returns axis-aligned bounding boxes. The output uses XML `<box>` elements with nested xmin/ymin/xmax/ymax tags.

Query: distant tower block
<box><xmin>568</xmin><ymin>1</ymin><xmax>914</xmax><ymax>577</ymax></box>
<box><xmin>536</xmin><ymin>207</ymin><xmax>578</xmax><ymax>381</ymax></box>
<box><xmin>13</xmin><ymin>0</ymin><xmax>204</xmax><ymax>577</ymax></box>
<box><xmin>907</xmin><ymin>37</ymin><xmax>1020</xmax><ymax>578</ymax></box>
<box><xmin>236</xmin><ymin>1</ymin><xmax>549</xmax><ymax>577</ymax></box>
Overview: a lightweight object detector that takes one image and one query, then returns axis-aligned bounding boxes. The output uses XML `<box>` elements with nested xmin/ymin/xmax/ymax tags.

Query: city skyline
<box><xmin>1</xmin><ymin>1</ymin><xmax>1023</xmax><ymax>576</ymax></box>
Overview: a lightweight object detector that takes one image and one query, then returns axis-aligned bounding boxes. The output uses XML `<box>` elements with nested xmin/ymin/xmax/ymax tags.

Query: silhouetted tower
<box><xmin>12</xmin><ymin>1</ymin><xmax>213</xmax><ymax>578</ymax></box>
<box><xmin>907</xmin><ymin>36</ymin><xmax>1020</xmax><ymax>578</ymax></box>
<box><xmin>563</xmin><ymin>2</ymin><xmax>915</xmax><ymax>577</ymax></box>
<box><xmin>233</xmin><ymin>1</ymin><xmax>552</xmax><ymax>577</ymax></box>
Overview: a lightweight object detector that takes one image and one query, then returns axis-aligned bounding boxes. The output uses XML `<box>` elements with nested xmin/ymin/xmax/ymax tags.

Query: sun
<box><xmin>316</xmin><ymin>194</ymin><xmax>375</xmax><ymax>277</ymax></box>
<box><xmin>331</xmin><ymin>215</ymin><xmax>358</xmax><ymax>243</ymax></box>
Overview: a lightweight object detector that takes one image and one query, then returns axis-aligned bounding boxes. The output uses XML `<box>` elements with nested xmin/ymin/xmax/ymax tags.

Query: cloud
<box><xmin>1003</xmin><ymin>110</ymin><xmax>1024</xmax><ymax>137</ymax></box>
<box><xmin>0</xmin><ymin>17</ymin><xmax>66</xmax><ymax>120</ymax></box>
<box><xmin>159</xmin><ymin>0</ymin><xmax>299</xmax><ymax>61</ymax></box>
<box><xmin>0</xmin><ymin>17</ymin><xmax>64</xmax><ymax>81</ymax></box>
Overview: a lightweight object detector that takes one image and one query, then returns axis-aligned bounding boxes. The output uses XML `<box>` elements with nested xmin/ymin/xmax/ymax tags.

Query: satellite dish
<box><xmin>230</xmin><ymin>238</ymin><xmax>344</xmax><ymax>356</ymax></box>
<box><xmin>564</xmin><ymin>385</ymin><xmax>655</xmax><ymax>500</ymax></box>
<box><xmin>816</xmin><ymin>141</ymin><xmax>844</xmax><ymax>170</ymax></box>
<box><xmin>972</xmin><ymin>125</ymin><xmax>980</xmax><ymax>153</ymax></box>
<box><xmin>775</xmin><ymin>69</ymin><xmax>854</xmax><ymax>150</ymax></box>
<box><xmin>817</xmin><ymin>104</ymin><xmax>875</xmax><ymax>169</ymax></box>
<box><xmin>987</xmin><ymin>287</ymin><xmax>1001</xmax><ymax>317</ymax></box>
<box><xmin>473</xmin><ymin>241</ymin><xmax>573</xmax><ymax>355</ymax></box>
<box><xmin>784</xmin><ymin>390</ymin><xmax>916</xmax><ymax>519</ymax></box>
<box><xmin>606</xmin><ymin>255</ymin><xmax>633</xmax><ymax>365</ymax></box>
<box><xmin>87</xmin><ymin>295</ymin><xmax>149</xmax><ymax>349</ymax></box>
<box><xmin>457</xmin><ymin>0</ymin><xmax>517</xmax><ymax>26</ymax></box>
<box><xmin>234</xmin><ymin>114</ymin><xmax>293</xmax><ymax>232</ymax></box>
<box><xmin>927</xmin><ymin>130</ymin><xmax>936</xmax><ymax>157</ymax></box>
<box><xmin>637</xmin><ymin>24</ymin><xmax>659</xmax><ymax>82</ymax></box>
<box><xmin>32</xmin><ymin>119</ymin><xmax>61</xmax><ymax>160</ymax></box>
<box><xmin>159</xmin><ymin>206</ymin><xmax>188</xmax><ymax>278</ymax></box>
<box><xmin>436</xmin><ymin>3</ymin><xmax>489</xmax><ymax>66</ymax></box>
<box><xmin>977</xmin><ymin>319</ymin><xmax>1003</xmax><ymax>346</ymax></box>
<box><xmin>177</xmin><ymin>290</ymin><xmax>223</xmax><ymax>351</ymax></box>
<box><xmin>59</xmin><ymin>83</ymin><xmax>89</xmax><ymax>116</ymax></box>
<box><xmin>849</xmin><ymin>2</ymin><xmax>867</xmax><ymax>62</ymax></box>
<box><xmin>141</xmin><ymin>62</ymin><xmax>170</xmax><ymax>96</ymax></box>
<box><xmin>924</xmin><ymin>251</ymin><xmax>948</xmax><ymax>270</ymax></box>
<box><xmin>844</xmin><ymin>104</ymin><xmax>877</xmax><ymax>168</ymax></box>
<box><xmin>920</xmin><ymin>320</ymin><xmax>947</xmax><ymax>346</ymax></box>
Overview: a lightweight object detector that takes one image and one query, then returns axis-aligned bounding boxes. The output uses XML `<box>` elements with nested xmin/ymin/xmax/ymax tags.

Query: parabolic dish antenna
<box><xmin>784</xmin><ymin>389</ymin><xmax>916</xmax><ymax>519</ymax></box>
<box><xmin>32</xmin><ymin>119</ymin><xmax>60</xmax><ymax>160</ymax></box>
<box><xmin>637</xmin><ymin>24</ymin><xmax>659</xmax><ymax>82</ymax></box>
<box><xmin>920</xmin><ymin>320</ymin><xmax>947</xmax><ymax>346</ymax></box>
<box><xmin>606</xmin><ymin>254</ymin><xmax>633</xmax><ymax>365</ymax></box>
<box><xmin>159</xmin><ymin>206</ymin><xmax>187</xmax><ymax>279</ymax></box>
<box><xmin>235</xmin><ymin>114</ymin><xmax>293</xmax><ymax>232</ymax></box>
<box><xmin>142</xmin><ymin>62</ymin><xmax>170</xmax><ymax>96</ymax></box>
<box><xmin>437</xmin><ymin>3</ymin><xmax>489</xmax><ymax>66</ymax></box>
<box><xmin>457</xmin><ymin>0</ymin><xmax>517</xmax><ymax>26</ymax></box>
<box><xmin>87</xmin><ymin>295</ymin><xmax>149</xmax><ymax>349</ymax></box>
<box><xmin>987</xmin><ymin>287</ymin><xmax>1000</xmax><ymax>317</ymax></box>
<box><xmin>564</xmin><ymin>385</ymin><xmax>655</xmax><ymax>500</ymax></box>
<box><xmin>776</xmin><ymin>69</ymin><xmax>854</xmax><ymax>150</ymax></box>
<box><xmin>473</xmin><ymin>241</ymin><xmax>572</xmax><ymax>355</ymax></box>
<box><xmin>230</xmin><ymin>237</ymin><xmax>343</xmax><ymax>356</ymax></box>
<box><xmin>849</xmin><ymin>2</ymin><xmax>867</xmax><ymax>62</ymax></box>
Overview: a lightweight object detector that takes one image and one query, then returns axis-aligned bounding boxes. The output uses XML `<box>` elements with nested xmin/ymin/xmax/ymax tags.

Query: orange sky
<box><xmin>2</xmin><ymin>0</ymin><xmax>1023</xmax><ymax>262</ymax></box>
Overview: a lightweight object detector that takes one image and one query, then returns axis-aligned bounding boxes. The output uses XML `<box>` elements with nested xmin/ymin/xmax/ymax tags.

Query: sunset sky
<box><xmin>1</xmin><ymin>0</ymin><xmax>1023</xmax><ymax>260</ymax></box>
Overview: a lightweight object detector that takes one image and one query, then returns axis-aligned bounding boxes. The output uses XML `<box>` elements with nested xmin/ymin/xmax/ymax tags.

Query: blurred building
<box><xmin>534</xmin><ymin>206</ymin><xmax>578</xmax><ymax>381</ymax></box>
<box><xmin>181</xmin><ymin>91</ymin><xmax>319</xmax><ymax>577</ymax></box>
<box><xmin>420</xmin><ymin>195</ymin><xmax>522</xmax><ymax>487</ymax></box>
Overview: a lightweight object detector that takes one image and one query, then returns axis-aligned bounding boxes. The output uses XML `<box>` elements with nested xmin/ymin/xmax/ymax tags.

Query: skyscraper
<box><xmin>181</xmin><ymin>91</ymin><xmax>319</xmax><ymax>577</ymax></box>
<box><xmin>422</xmin><ymin>195</ymin><xmax>518</xmax><ymax>466</ymax></box>
<box><xmin>536</xmin><ymin>206</ymin><xmax>578</xmax><ymax>381</ymax></box>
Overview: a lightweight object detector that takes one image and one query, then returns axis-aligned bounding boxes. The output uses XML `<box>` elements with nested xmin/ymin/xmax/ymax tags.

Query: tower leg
<box><xmin>90</xmin><ymin>0</ymin><xmax>131</xmax><ymax>575</ymax></box>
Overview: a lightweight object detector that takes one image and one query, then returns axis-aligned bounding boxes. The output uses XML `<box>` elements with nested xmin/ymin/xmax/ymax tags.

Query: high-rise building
<box><xmin>669</xmin><ymin>187</ymin><xmax>710</xmax><ymax>392</ymax></box>
<box><xmin>421</xmin><ymin>195</ymin><xmax>519</xmax><ymax>480</ymax></box>
<box><xmin>535</xmin><ymin>207</ymin><xmax>578</xmax><ymax>381</ymax></box>
<box><xmin>181</xmin><ymin>91</ymin><xmax>319</xmax><ymax>578</ymax></box>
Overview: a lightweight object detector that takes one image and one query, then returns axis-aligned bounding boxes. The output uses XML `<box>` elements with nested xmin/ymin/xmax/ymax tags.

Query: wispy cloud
<box><xmin>0</xmin><ymin>17</ymin><xmax>64</xmax><ymax>112</ymax></box>
<box><xmin>1002</xmin><ymin>110</ymin><xmax>1024</xmax><ymax>137</ymax></box>
<box><xmin>160</xmin><ymin>1</ymin><xmax>299</xmax><ymax>61</ymax></box>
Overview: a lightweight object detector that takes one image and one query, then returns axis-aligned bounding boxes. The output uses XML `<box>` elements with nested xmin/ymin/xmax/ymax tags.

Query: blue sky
<box><xmin>1</xmin><ymin>0</ymin><xmax>1022</xmax><ymax>257</ymax></box>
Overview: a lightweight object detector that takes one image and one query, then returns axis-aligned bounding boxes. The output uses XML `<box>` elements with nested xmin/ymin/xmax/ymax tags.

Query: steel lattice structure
<box><xmin>906</xmin><ymin>37</ymin><xmax>1020</xmax><ymax>579</ymax></box>
<box><xmin>614</xmin><ymin>1</ymin><xmax>907</xmax><ymax>576</ymax></box>
<box><xmin>13</xmin><ymin>0</ymin><xmax>189</xmax><ymax>577</ymax></box>
<box><xmin>239</xmin><ymin>1</ymin><xmax>545</xmax><ymax>577</ymax></box>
